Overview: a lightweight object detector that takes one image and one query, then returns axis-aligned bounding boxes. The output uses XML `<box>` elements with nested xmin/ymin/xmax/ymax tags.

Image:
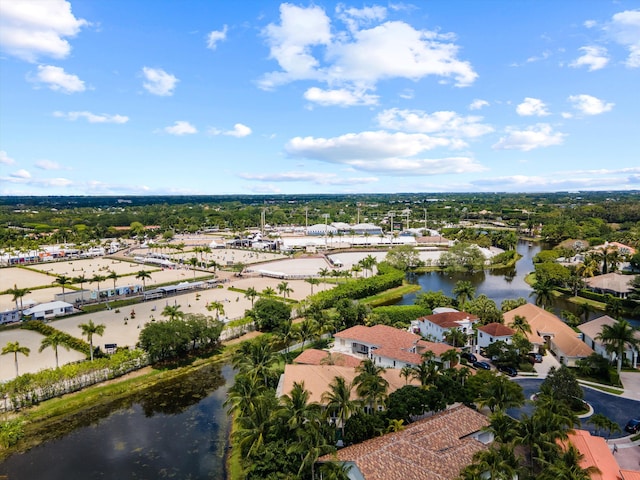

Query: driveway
<box><xmin>509</xmin><ymin>378</ymin><xmax>640</xmax><ymax>439</ymax></box>
<box><xmin>620</xmin><ymin>371</ymin><xmax>640</xmax><ymax>401</ymax></box>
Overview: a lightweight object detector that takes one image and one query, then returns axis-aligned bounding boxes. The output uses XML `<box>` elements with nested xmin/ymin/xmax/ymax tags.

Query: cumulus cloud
<box><xmin>209</xmin><ymin>123</ymin><xmax>252</xmax><ymax>137</ymax></box>
<box><xmin>142</xmin><ymin>67</ymin><xmax>178</xmax><ymax>96</ymax></box>
<box><xmin>53</xmin><ymin>111</ymin><xmax>129</xmax><ymax>123</ymax></box>
<box><xmin>304</xmin><ymin>87</ymin><xmax>378</xmax><ymax>106</ymax></box>
<box><xmin>492</xmin><ymin>124</ymin><xmax>566</xmax><ymax>151</ymax></box>
<box><xmin>259</xmin><ymin>4</ymin><xmax>477</xmax><ymax>97</ymax></box>
<box><xmin>516</xmin><ymin>97</ymin><xmax>550</xmax><ymax>117</ymax></box>
<box><xmin>376</xmin><ymin>108</ymin><xmax>493</xmax><ymax>138</ymax></box>
<box><xmin>606</xmin><ymin>10</ymin><xmax>640</xmax><ymax>68</ymax></box>
<box><xmin>32</xmin><ymin>65</ymin><xmax>85</xmax><ymax>93</ymax></box>
<box><xmin>207</xmin><ymin>25</ymin><xmax>228</xmax><ymax>50</ymax></box>
<box><xmin>0</xmin><ymin>151</ymin><xmax>16</xmax><ymax>165</ymax></box>
<box><xmin>567</xmin><ymin>94</ymin><xmax>614</xmax><ymax>115</ymax></box>
<box><xmin>164</xmin><ymin>121</ymin><xmax>197</xmax><ymax>135</ymax></box>
<box><xmin>0</xmin><ymin>0</ymin><xmax>88</xmax><ymax>62</ymax></box>
<box><xmin>239</xmin><ymin>171</ymin><xmax>378</xmax><ymax>186</ymax></box>
<box><xmin>10</xmin><ymin>169</ymin><xmax>31</xmax><ymax>179</ymax></box>
<box><xmin>469</xmin><ymin>99</ymin><xmax>489</xmax><ymax>110</ymax></box>
<box><xmin>35</xmin><ymin>159</ymin><xmax>62</xmax><ymax>170</ymax></box>
<box><xmin>569</xmin><ymin>46</ymin><xmax>609</xmax><ymax>71</ymax></box>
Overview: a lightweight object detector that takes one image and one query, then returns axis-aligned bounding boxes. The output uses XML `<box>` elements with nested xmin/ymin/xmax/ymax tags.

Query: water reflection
<box><xmin>0</xmin><ymin>363</ymin><xmax>233</xmax><ymax>479</ymax></box>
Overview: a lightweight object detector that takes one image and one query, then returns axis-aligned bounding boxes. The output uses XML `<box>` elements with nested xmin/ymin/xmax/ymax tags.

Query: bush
<box><xmin>21</xmin><ymin>320</ymin><xmax>90</xmax><ymax>356</ymax></box>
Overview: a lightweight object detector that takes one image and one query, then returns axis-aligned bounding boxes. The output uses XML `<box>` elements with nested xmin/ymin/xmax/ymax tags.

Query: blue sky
<box><xmin>1</xmin><ymin>1</ymin><xmax>639</xmax><ymax>196</ymax></box>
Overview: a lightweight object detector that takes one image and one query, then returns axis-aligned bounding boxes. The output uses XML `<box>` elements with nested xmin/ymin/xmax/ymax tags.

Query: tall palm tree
<box><xmin>39</xmin><ymin>332</ymin><xmax>71</xmax><ymax>369</ymax></box>
<box><xmin>107</xmin><ymin>270</ymin><xmax>118</xmax><ymax>293</ymax></box>
<box><xmin>135</xmin><ymin>270</ymin><xmax>152</xmax><ymax>292</ymax></box>
<box><xmin>187</xmin><ymin>256</ymin><xmax>198</xmax><ymax>280</ymax></box>
<box><xmin>2</xmin><ymin>341</ymin><xmax>30</xmax><ymax>377</ymax></box>
<box><xmin>539</xmin><ymin>444</ymin><xmax>601</xmax><ymax>480</ymax></box>
<box><xmin>353</xmin><ymin>359</ymin><xmax>389</xmax><ymax>412</ymax></box>
<box><xmin>206</xmin><ymin>300</ymin><xmax>225</xmax><ymax>321</ymax></box>
<box><xmin>91</xmin><ymin>274</ymin><xmax>106</xmax><ymax>300</ymax></box>
<box><xmin>509</xmin><ymin>315</ymin><xmax>532</xmax><ymax>336</ymax></box>
<box><xmin>318</xmin><ymin>267</ymin><xmax>330</xmax><ymax>279</ymax></box>
<box><xmin>444</xmin><ymin>328</ymin><xmax>467</xmax><ymax>347</ymax></box>
<box><xmin>7</xmin><ymin>284</ymin><xmax>30</xmax><ymax>320</ymax></box>
<box><xmin>53</xmin><ymin>275</ymin><xmax>72</xmax><ymax>302</ymax></box>
<box><xmin>576</xmin><ymin>302</ymin><xmax>594</xmax><ymax>324</ymax></box>
<box><xmin>596</xmin><ymin>319</ymin><xmax>639</xmax><ymax>374</ymax></box>
<box><xmin>162</xmin><ymin>304</ymin><xmax>183</xmax><ymax>321</ymax></box>
<box><xmin>79</xmin><ymin>319</ymin><xmax>106</xmax><ymax>361</ymax></box>
<box><xmin>468</xmin><ymin>444</ymin><xmax>519</xmax><ymax>480</ymax></box>
<box><xmin>305</xmin><ymin>277</ymin><xmax>320</xmax><ymax>295</ymax></box>
<box><xmin>531</xmin><ymin>278</ymin><xmax>554</xmax><ymax>309</ymax></box>
<box><xmin>73</xmin><ymin>274</ymin><xmax>87</xmax><ymax>304</ymax></box>
<box><xmin>262</xmin><ymin>286</ymin><xmax>276</xmax><ymax>297</ymax></box>
<box><xmin>453</xmin><ymin>280</ymin><xmax>476</xmax><ymax>306</ymax></box>
<box><xmin>277</xmin><ymin>281</ymin><xmax>293</xmax><ymax>299</ymax></box>
<box><xmin>322</xmin><ymin>376</ymin><xmax>358</xmax><ymax>441</ymax></box>
<box><xmin>244</xmin><ymin>287</ymin><xmax>258</xmax><ymax>307</ymax></box>
<box><xmin>297</xmin><ymin>318</ymin><xmax>318</xmax><ymax>349</ymax></box>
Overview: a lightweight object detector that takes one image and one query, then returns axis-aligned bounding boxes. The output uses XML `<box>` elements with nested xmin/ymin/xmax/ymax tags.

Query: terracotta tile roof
<box><xmin>578</xmin><ymin>316</ymin><xmax>640</xmax><ymax>344</ymax></box>
<box><xmin>416</xmin><ymin>339</ymin><xmax>459</xmax><ymax>357</ymax></box>
<box><xmin>319</xmin><ymin>405</ymin><xmax>490</xmax><ymax>480</ymax></box>
<box><xmin>294</xmin><ymin>349</ymin><xmax>363</xmax><ymax>367</ymax></box>
<box><xmin>334</xmin><ymin>324</ymin><xmax>422</xmax><ymax>350</ymax></box>
<box><xmin>621</xmin><ymin>471</ymin><xmax>640</xmax><ymax>480</ymax></box>
<box><xmin>280</xmin><ymin>364</ymin><xmax>416</xmax><ymax>404</ymax></box>
<box><xmin>503</xmin><ymin>304</ymin><xmax>593</xmax><ymax>358</ymax></box>
<box><xmin>561</xmin><ymin>430</ymin><xmax>621</xmax><ymax>480</ymax></box>
<box><xmin>477</xmin><ymin>322</ymin><xmax>515</xmax><ymax>337</ymax></box>
<box><xmin>418</xmin><ymin>311</ymin><xmax>479</xmax><ymax>328</ymax></box>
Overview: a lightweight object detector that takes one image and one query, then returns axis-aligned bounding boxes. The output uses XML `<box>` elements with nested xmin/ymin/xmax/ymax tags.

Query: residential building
<box><xmin>503</xmin><ymin>303</ymin><xmax>593</xmax><ymax>366</ymax></box>
<box><xmin>415</xmin><ymin>310</ymin><xmax>479</xmax><ymax>344</ymax></box>
<box><xmin>584</xmin><ymin>273</ymin><xmax>634</xmax><ymax>299</ymax></box>
<box><xmin>476</xmin><ymin>322</ymin><xmax>515</xmax><ymax>350</ymax></box>
<box><xmin>560</xmin><ymin>430</ymin><xmax>622</xmax><ymax>480</ymax></box>
<box><xmin>579</xmin><ymin>315</ymin><xmax>639</xmax><ymax>368</ymax></box>
<box><xmin>317</xmin><ymin>404</ymin><xmax>492</xmax><ymax>480</ymax></box>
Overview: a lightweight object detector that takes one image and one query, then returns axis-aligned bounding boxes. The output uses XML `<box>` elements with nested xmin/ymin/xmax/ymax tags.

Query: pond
<box><xmin>0</xmin><ymin>363</ymin><xmax>234</xmax><ymax>479</ymax></box>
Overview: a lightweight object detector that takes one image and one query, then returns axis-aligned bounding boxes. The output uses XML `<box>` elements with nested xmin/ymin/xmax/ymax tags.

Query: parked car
<box><xmin>625</xmin><ymin>417</ymin><xmax>640</xmax><ymax>434</ymax></box>
<box><xmin>461</xmin><ymin>352</ymin><xmax>477</xmax><ymax>363</ymax></box>
<box><xmin>527</xmin><ymin>352</ymin><xmax>543</xmax><ymax>363</ymax></box>
<box><xmin>472</xmin><ymin>361</ymin><xmax>491</xmax><ymax>370</ymax></box>
<box><xmin>498</xmin><ymin>365</ymin><xmax>518</xmax><ymax>377</ymax></box>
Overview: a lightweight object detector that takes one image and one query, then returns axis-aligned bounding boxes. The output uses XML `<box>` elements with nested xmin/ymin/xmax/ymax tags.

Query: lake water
<box><xmin>0</xmin><ymin>363</ymin><xmax>234</xmax><ymax>480</ymax></box>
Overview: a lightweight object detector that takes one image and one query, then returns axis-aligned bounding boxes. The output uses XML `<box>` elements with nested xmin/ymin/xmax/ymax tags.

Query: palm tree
<box><xmin>322</xmin><ymin>376</ymin><xmax>358</xmax><ymax>441</ymax></box>
<box><xmin>443</xmin><ymin>328</ymin><xmax>467</xmax><ymax>347</ymax></box>
<box><xmin>79</xmin><ymin>319</ymin><xmax>106</xmax><ymax>361</ymax></box>
<box><xmin>470</xmin><ymin>444</ymin><xmax>519</xmax><ymax>480</ymax></box>
<box><xmin>161</xmin><ymin>304</ymin><xmax>183</xmax><ymax>321</ymax></box>
<box><xmin>206</xmin><ymin>300</ymin><xmax>225</xmax><ymax>321</ymax></box>
<box><xmin>540</xmin><ymin>444</ymin><xmax>601</xmax><ymax>480</ymax></box>
<box><xmin>400</xmin><ymin>365</ymin><xmax>413</xmax><ymax>384</ymax></box>
<box><xmin>2</xmin><ymin>341</ymin><xmax>30</xmax><ymax>377</ymax></box>
<box><xmin>107</xmin><ymin>270</ymin><xmax>118</xmax><ymax>293</ymax></box>
<box><xmin>353</xmin><ymin>359</ymin><xmax>389</xmax><ymax>412</ymax></box>
<box><xmin>596</xmin><ymin>319</ymin><xmax>639</xmax><ymax>374</ymax></box>
<box><xmin>305</xmin><ymin>277</ymin><xmax>320</xmax><ymax>295</ymax></box>
<box><xmin>244</xmin><ymin>287</ymin><xmax>258</xmax><ymax>307</ymax></box>
<box><xmin>186</xmin><ymin>256</ymin><xmax>198</xmax><ymax>280</ymax></box>
<box><xmin>53</xmin><ymin>275</ymin><xmax>72</xmax><ymax>302</ymax></box>
<box><xmin>262</xmin><ymin>286</ymin><xmax>276</xmax><ymax>297</ymax></box>
<box><xmin>351</xmin><ymin>264</ymin><xmax>362</xmax><ymax>278</ymax></box>
<box><xmin>531</xmin><ymin>278</ymin><xmax>554</xmax><ymax>309</ymax></box>
<box><xmin>577</xmin><ymin>302</ymin><xmax>595</xmax><ymax>324</ymax></box>
<box><xmin>359</xmin><ymin>254</ymin><xmax>377</xmax><ymax>278</ymax></box>
<box><xmin>73</xmin><ymin>274</ymin><xmax>87</xmax><ymax>304</ymax></box>
<box><xmin>39</xmin><ymin>332</ymin><xmax>71</xmax><ymax>369</ymax></box>
<box><xmin>440</xmin><ymin>348</ymin><xmax>459</xmax><ymax>368</ymax></box>
<box><xmin>509</xmin><ymin>314</ymin><xmax>532</xmax><ymax>336</ymax></box>
<box><xmin>91</xmin><ymin>274</ymin><xmax>106</xmax><ymax>300</ymax></box>
<box><xmin>277</xmin><ymin>281</ymin><xmax>293</xmax><ymax>299</ymax></box>
<box><xmin>135</xmin><ymin>270</ymin><xmax>152</xmax><ymax>292</ymax></box>
<box><xmin>297</xmin><ymin>318</ymin><xmax>318</xmax><ymax>349</ymax></box>
<box><xmin>7</xmin><ymin>284</ymin><xmax>30</xmax><ymax>320</ymax></box>
<box><xmin>453</xmin><ymin>280</ymin><xmax>476</xmax><ymax>306</ymax></box>
<box><xmin>318</xmin><ymin>267</ymin><xmax>330</xmax><ymax>279</ymax></box>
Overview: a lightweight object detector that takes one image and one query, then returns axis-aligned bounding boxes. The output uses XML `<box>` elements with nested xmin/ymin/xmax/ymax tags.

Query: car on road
<box><xmin>527</xmin><ymin>352</ymin><xmax>543</xmax><ymax>363</ymax></box>
<box><xmin>473</xmin><ymin>361</ymin><xmax>491</xmax><ymax>370</ymax></box>
<box><xmin>625</xmin><ymin>417</ymin><xmax>640</xmax><ymax>434</ymax></box>
<box><xmin>497</xmin><ymin>365</ymin><xmax>518</xmax><ymax>377</ymax></box>
<box><xmin>461</xmin><ymin>352</ymin><xmax>477</xmax><ymax>363</ymax></box>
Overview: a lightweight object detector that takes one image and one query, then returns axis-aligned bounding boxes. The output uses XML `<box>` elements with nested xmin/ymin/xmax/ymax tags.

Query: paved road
<box><xmin>509</xmin><ymin>378</ymin><xmax>640</xmax><ymax>439</ymax></box>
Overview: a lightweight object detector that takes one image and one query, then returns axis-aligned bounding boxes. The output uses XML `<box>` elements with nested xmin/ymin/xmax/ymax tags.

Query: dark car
<box><xmin>527</xmin><ymin>352</ymin><xmax>543</xmax><ymax>363</ymax></box>
<box><xmin>472</xmin><ymin>361</ymin><xmax>491</xmax><ymax>370</ymax></box>
<box><xmin>625</xmin><ymin>417</ymin><xmax>640</xmax><ymax>434</ymax></box>
<box><xmin>498</xmin><ymin>365</ymin><xmax>518</xmax><ymax>377</ymax></box>
<box><xmin>461</xmin><ymin>352</ymin><xmax>477</xmax><ymax>363</ymax></box>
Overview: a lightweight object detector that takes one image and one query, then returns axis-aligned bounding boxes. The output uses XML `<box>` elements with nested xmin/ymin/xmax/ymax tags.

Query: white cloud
<box><xmin>569</xmin><ymin>46</ymin><xmax>609</xmax><ymax>71</ymax></box>
<box><xmin>0</xmin><ymin>0</ymin><xmax>88</xmax><ymax>62</ymax></box>
<box><xmin>32</xmin><ymin>65</ymin><xmax>85</xmax><ymax>93</ymax></box>
<box><xmin>259</xmin><ymin>4</ymin><xmax>477</xmax><ymax>94</ymax></box>
<box><xmin>208</xmin><ymin>123</ymin><xmax>252</xmax><ymax>137</ymax></box>
<box><xmin>492</xmin><ymin>124</ymin><xmax>566</xmax><ymax>151</ymax></box>
<box><xmin>567</xmin><ymin>94</ymin><xmax>614</xmax><ymax>115</ymax></box>
<box><xmin>239</xmin><ymin>171</ymin><xmax>378</xmax><ymax>186</ymax></box>
<box><xmin>304</xmin><ymin>87</ymin><xmax>379</xmax><ymax>106</ymax></box>
<box><xmin>10</xmin><ymin>169</ymin><xmax>31</xmax><ymax>179</ymax></box>
<box><xmin>606</xmin><ymin>10</ymin><xmax>640</xmax><ymax>68</ymax></box>
<box><xmin>142</xmin><ymin>67</ymin><xmax>178</xmax><ymax>96</ymax></box>
<box><xmin>164</xmin><ymin>121</ymin><xmax>197</xmax><ymax>135</ymax></box>
<box><xmin>207</xmin><ymin>25</ymin><xmax>228</xmax><ymax>50</ymax></box>
<box><xmin>469</xmin><ymin>99</ymin><xmax>489</xmax><ymax>110</ymax></box>
<box><xmin>35</xmin><ymin>159</ymin><xmax>62</xmax><ymax>170</ymax></box>
<box><xmin>516</xmin><ymin>97</ymin><xmax>550</xmax><ymax>117</ymax></box>
<box><xmin>376</xmin><ymin>108</ymin><xmax>493</xmax><ymax>138</ymax></box>
<box><xmin>584</xmin><ymin>20</ymin><xmax>597</xmax><ymax>29</ymax></box>
<box><xmin>53</xmin><ymin>111</ymin><xmax>129</xmax><ymax>123</ymax></box>
<box><xmin>0</xmin><ymin>151</ymin><xmax>16</xmax><ymax>165</ymax></box>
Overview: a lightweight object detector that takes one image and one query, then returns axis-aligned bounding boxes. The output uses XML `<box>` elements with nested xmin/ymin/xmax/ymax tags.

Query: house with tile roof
<box><xmin>578</xmin><ymin>315</ymin><xmax>639</xmax><ymax>368</ymax></box>
<box><xmin>503</xmin><ymin>303</ymin><xmax>593</xmax><ymax>366</ymax></box>
<box><xmin>560</xmin><ymin>430</ymin><xmax>622</xmax><ymax>480</ymax></box>
<box><xmin>415</xmin><ymin>310</ymin><xmax>479</xmax><ymax>344</ymax></box>
<box><xmin>332</xmin><ymin>324</ymin><xmax>458</xmax><ymax>369</ymax></box>
<box><xmin>293</xmin><ymin>348</ymin><xmax>363</xmax><ymax>368</ymax></box>
<box><xmin>317</xmin><ymin>404</ymin><xmax>492</xmax><ymax>480</ymax></box>
<box><xmin>476</xmin><ymin>322</ymin><xmax>515</xmax><ymax>350</ymax></box>
<box><xmin>584</xmin><ymin>273</ymin><xmax>634</xmax><ymax>299</ymax></box>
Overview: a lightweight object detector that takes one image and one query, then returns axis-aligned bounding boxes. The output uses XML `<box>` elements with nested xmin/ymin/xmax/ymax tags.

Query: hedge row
<box><xmin>21</xmin><ymin>320</ymin><xmax>91</xmax><ymax>356</ymax></box>
<box><xmin>575</xmin><ymin>290</ymin><xmax>638</xmax><ymax>309</ymax></box>
<box><xmin>371</xmin><ymin>305</ymin><xmax>432</xmax><ymax>325</ymax></box>
<box><xmin>309</xmin><ymin>266</ymin><xmax>405</xmax><ymax>309</ymax></box>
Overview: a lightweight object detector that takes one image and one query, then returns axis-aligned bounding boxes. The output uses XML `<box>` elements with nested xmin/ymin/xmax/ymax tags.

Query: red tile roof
<box><xmin>561</xmin><ymin>430</ymin><xmax>621</xmax><ymax>480</ymax></box>
<box><xmin>477</xmin><ymin>322</ymin><xmax>515</xmax><ymax>337</ymax></box>
<box><xmin>319</xmin><ymin>404</ymin><xmax>490</xmax><ymax>480</ymax></box>
<box><xmin>418</xmin><ymin>311</ymin><xmax>479</xmax><ymax>328</ymax></box>
<box><xmin>294</xmin><ymin>349</ymin><xmax>362</xmax><ymax>367</ymax></box>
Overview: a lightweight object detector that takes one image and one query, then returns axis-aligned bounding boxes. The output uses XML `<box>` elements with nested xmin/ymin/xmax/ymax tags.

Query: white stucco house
<box><xmin>476</xmin><ymin>322</ymin><xmax>515</xmax><ymax>350</ymax></box>
<box><xmin>415</xmin><ymin>310</ymin><xmax>479</xmax><ymax>344</ymax></box>
<box><xmin>578</xmin><ymin>315</ymin><xmax>639</xmax><ymax>369</ymax></box>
